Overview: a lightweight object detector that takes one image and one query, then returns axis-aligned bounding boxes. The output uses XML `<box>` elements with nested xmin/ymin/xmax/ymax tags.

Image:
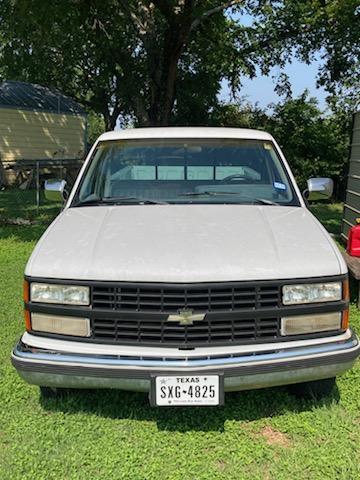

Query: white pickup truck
<box><xmin>12</xmin><ymin>127</ymin><xmax>359</xmax><ymax>406</ymax></box>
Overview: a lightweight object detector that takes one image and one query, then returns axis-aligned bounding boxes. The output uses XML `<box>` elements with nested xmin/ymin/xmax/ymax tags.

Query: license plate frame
<box><xmin>150</xmin><ymin>374</ymin><xmax>224</xmax><ymax>407</ymax></box>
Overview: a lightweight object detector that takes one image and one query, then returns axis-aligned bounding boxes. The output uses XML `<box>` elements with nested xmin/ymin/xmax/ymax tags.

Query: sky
<box><xmin>221</xmin><ymin>10</ymin><xmax>329</xmax><ymax>111</ymax></box>
<box><xmin>219</xmin><ymin>58</ymin><xmax>328</xmax><ymax>110</ymax></box>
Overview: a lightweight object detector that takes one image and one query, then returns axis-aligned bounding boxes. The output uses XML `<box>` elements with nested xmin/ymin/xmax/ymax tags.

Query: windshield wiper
<box><xmin>74</xmin><ymin>196</ymin><xmax>168</xmax><ymax>206</ymax></box>
<box><xmin>252</xmin><ymin>198</ymin><xmax>280</xmax><ymax>206</ymax></box>
<box><xmin>179</xmin><ymin>191</ymin><xmax>279</xmax><ymax>205</ymax></box>
<box><xmin>103</xmin><ymin>196</ymin><xmax>169</xmax><ymax>205</ymax></box>
<box><xmin>180</xmin><ymin>191</ymin><xmax>242</xmax><ymax>197</ymax></box>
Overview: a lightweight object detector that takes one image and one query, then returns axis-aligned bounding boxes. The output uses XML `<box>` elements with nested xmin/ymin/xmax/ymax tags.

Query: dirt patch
<box><xmin>0</xmin><ymin>217</ymin><xmax>37</xmax><ymax>226</ymax></box>
<box><xmin>215</xmin><ymin>459</ymin><xmax>227</xmax><ymax>472</ymax></box>
<box><xmin>259</xmin><ymin>426</ymin><xmax>292</xmax><ymax>448</ymax></box>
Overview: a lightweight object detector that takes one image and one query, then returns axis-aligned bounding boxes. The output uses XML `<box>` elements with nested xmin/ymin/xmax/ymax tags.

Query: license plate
<box><xmin>151</xmin><ymin>375</ymin><xmax>222</xmax><ymax>406</ymax></box>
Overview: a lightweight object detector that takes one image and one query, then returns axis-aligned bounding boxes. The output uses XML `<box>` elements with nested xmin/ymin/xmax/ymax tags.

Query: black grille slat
<box><xmin>91</xmin><ymin>282</ymin><xmax>281</xmax><ymax>346</ymax></box>
<box><xmin>92</xmin><ymin>314</ymin><xmax>279</xmax><ymax>346</ymax></box>
<box><xmin>92</xmin><ymin>283</ymin><xmax>279</xmax><ymax>313</ymax></box>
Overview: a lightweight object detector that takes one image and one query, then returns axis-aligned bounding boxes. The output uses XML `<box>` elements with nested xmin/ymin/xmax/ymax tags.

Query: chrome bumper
<box><xmin>12</xmin><ymin>330</ymin><xmax>360</xmax><ymax>393</ymax></box>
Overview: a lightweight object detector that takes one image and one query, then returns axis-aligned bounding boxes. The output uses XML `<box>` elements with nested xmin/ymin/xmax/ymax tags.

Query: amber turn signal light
<box><xmin>23</xmin><ymin>280</ymin><xmax>31</xmax><ymax>331</ymax></box>
<box><xmin>342</xmin><ymin>309</ymin><xmax>349</xmax><ymax>330</ymax></box>
<box><xmin>342</xmin><ymin>279</ymin><xmax>350</xmax><ymax>330</ymax></box>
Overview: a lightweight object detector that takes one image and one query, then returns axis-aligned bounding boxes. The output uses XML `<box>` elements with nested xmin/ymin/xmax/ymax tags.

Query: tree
<box><xmin>207</xmin><ymin>101</ymin><xmax>269</xmax><ymax>129</ymax></box>
<box><xmin>0</xmin><ymin>0</ymin><xmax>241</xmax><ymax>127</ymax></box>
<box><xmin>0</xmin><ymin>0</ymin><xmax>138</xmax><ymax>129</ymax></box>
<box><xmin>0</xmin><ymin>1</ymin><xmax>358</xmax><ymax>128</ymax></box>
<box><xmin>267</xmin><ymin>92</ymin><xmax>350</xmax><ymax>195</ymax></box>
<box><xmin>201</xmin><ymin>93</ymin><xmax>350</xmax><ymax>199</ymax></box>
<box><xmin>87</xmin><ymin>112</ymin><xmax>106</xmax><ymax>147</ymax></box>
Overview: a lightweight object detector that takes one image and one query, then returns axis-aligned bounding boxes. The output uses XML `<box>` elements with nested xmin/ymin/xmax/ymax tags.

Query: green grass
<box><xmin>309</xmin><ymin>203</ymin><xmax>343</xmax><ymax>236</ymax></box>
<box><xmin>0</xmin><ymin>190</ymin><xmax>359</xmax><ymax>480</ymax></box>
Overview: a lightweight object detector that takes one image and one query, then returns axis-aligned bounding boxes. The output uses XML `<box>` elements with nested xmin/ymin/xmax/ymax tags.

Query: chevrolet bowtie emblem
<box><xmin>167</xmin><ymin>308</ymin><xmax>205</xmax><ymax>326</ymax></box>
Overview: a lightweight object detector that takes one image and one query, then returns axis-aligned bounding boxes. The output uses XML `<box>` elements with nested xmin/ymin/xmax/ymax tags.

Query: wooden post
<box><xmin>36</xmin><ymin>160</ymin><xmax>40</xmax><ymax>214</ymax></box>
<box><xmin>342</xmin><ymin>251</ymin><xmax>360</xmax><ymax>309</ymax></box>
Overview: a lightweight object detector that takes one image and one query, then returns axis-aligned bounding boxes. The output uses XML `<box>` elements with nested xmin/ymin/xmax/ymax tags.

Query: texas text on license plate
<box><xmin>151</xmin><ymin>375</ymin><xmax>223</xmax><ymax>406</ymax></box>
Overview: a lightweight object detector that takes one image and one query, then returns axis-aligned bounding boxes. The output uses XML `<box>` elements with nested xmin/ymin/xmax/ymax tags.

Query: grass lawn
<box><xmin>0</xmin><ymin>190</ymin><xmax>359</xmax><ymax>480</ymax></box>
<box><xmin>309</xmin><ymin>203</ymin><xmax>343</xmax><ymax>237</ymax></box>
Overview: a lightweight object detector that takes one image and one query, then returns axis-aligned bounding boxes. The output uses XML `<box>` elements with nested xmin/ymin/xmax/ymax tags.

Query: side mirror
<box><xmin>306</xmin><ymin>177</ymin><xmax>334</xmax><ymax>201</ymax></box>
<box><xmin>44</xmin><ymin>179</ymin><xmax>68</xmax><ymax>202</ymax></box>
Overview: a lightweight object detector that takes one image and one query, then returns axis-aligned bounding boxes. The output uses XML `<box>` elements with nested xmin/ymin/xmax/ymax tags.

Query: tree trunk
<box><xmin>103</xmin><ymin>112</ymin><xmax>113</xmax><ymax>131</ymax></box>
<box><xmin>120</xmin><ymin>2</ymin><xmax>233</xmax><ymax>127</ymax></box>
<box><xmin>148</xmin><ymin>49</ymin><xmax>180</xmax><ymax>126</ymax></box>
<box><xmin>147</xmin><ymin>15</ymin><xmax>192</xmax><ymax>126</ymax></box>
<box><xmin>103</xmin><ymin>105</ymin><xmax>121</xmax><ymax>131</ymax></box>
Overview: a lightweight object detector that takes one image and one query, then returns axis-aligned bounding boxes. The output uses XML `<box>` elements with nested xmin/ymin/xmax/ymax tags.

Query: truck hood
<box><xmin>26</xmin><ymin>205</ymin><xmax>346</xmax><ymax>282</ymax></box>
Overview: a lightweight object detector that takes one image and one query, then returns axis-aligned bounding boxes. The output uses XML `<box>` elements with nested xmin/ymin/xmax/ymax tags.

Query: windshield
<box><xmin>73</xmin><ymin>138</ymin><xmax>300</xmax><ymax>206</ymax></box>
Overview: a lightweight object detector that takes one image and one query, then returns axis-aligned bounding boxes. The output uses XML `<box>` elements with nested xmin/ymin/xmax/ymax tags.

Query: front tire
<box><xmin>288</xmin><ymin>377</ymin><xmax>336</xmax><ymax>400</ymax></box>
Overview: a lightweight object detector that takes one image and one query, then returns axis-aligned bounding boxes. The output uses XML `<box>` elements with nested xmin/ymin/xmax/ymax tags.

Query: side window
<box><xmin>264</xmin><ymin>145</ymin><xmax>292</xmax><ymax>200</ymax></box>
<box><xmin>79</xmin><ymin>147</ymin><xmax>107</xmax><ymax>200</ymax></box>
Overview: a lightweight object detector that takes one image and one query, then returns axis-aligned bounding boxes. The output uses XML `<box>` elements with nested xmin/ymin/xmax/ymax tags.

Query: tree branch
<box><xmin>133</xmin><ymin>96</ymin><xmax>150</xmax><ymax>126</ymax></box>
<box><xmin>152</xmin><ymin>0</ymin><xmax>174</xmax><ymax>19</ymax></box>
<box><xmin>190</xmin><ymin>0</ymin><xmax>242</xmax><ymax>32</ymax></box>
<box><xmin>118</xmin><ymin>0</ymin><xmax>147</xmax><ymax>36</ymax></box>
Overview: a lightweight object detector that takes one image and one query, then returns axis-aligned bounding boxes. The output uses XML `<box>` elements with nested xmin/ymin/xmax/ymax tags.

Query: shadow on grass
<box><xmin>0</xmin><ymin>224</ymin><xmax>51</xmax><ymax>242</ymax></box>
<box><xmin>309</xmin><ymin>202</ymin><xmax>343</xmax><ymax>236</ymax></box>
<box><xmin>0</xmin><ymin>188</ymin><xmax>62</xmax><ymax>242</ymax></box>
<box><xmin>39</xmin><ymin>384</ymin><xmax>340</xmax><ymax>433</ymax></box>
<box><xmin>0</xmin><ymin>188</ymin><xmax>61</xmax><ymax>219</ymax></box>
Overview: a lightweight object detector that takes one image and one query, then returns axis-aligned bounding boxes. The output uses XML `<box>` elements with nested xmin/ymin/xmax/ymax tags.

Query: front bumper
<box><xmin>12</xmin><ymin>330</ymin><xmax>360</xmax><ymax>393</ymax></box>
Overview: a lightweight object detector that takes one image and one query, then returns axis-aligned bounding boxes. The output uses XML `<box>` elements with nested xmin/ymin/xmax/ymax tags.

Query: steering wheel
<box><xmin>220</xmin><ymin>174</ymin><xmax>246</xmax><ymax>183</ymax></box>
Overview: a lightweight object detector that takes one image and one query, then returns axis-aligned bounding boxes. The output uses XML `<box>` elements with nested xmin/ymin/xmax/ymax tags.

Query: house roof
<box><xmin>0</xmin><ymin>80</ymin><xmax>86</xmax><ymax>115</ymax></box>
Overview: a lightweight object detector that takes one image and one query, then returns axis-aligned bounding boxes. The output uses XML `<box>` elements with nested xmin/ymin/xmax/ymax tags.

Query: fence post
<box><xmin>36</xmin><ymin>160</ymin><xmax>40</xmax><ymax>214</ymax></box>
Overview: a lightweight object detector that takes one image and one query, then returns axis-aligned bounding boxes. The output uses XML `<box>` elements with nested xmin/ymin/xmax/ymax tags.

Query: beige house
<box><xmin>0</xmin><ymin>81</ymin><xmax>87</xmax><ymax>185</ymax></box>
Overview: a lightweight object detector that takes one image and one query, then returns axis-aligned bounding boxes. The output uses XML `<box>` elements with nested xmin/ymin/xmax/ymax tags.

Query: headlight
<box><xmin>30</xmin><ymin>283</ymin><xmax>90</xmax><ymax>306</ymax></box>
<box><xmin>282</xmin><ymin>282</ymin><xmax>342</xmax><ymax>305</ymax></box>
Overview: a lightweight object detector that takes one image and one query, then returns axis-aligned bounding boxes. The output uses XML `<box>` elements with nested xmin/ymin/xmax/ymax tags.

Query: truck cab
<box><xmin>12</xmin><ymin>127</ymin><xmax>359</xmax><ymax>406</ymax></box>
